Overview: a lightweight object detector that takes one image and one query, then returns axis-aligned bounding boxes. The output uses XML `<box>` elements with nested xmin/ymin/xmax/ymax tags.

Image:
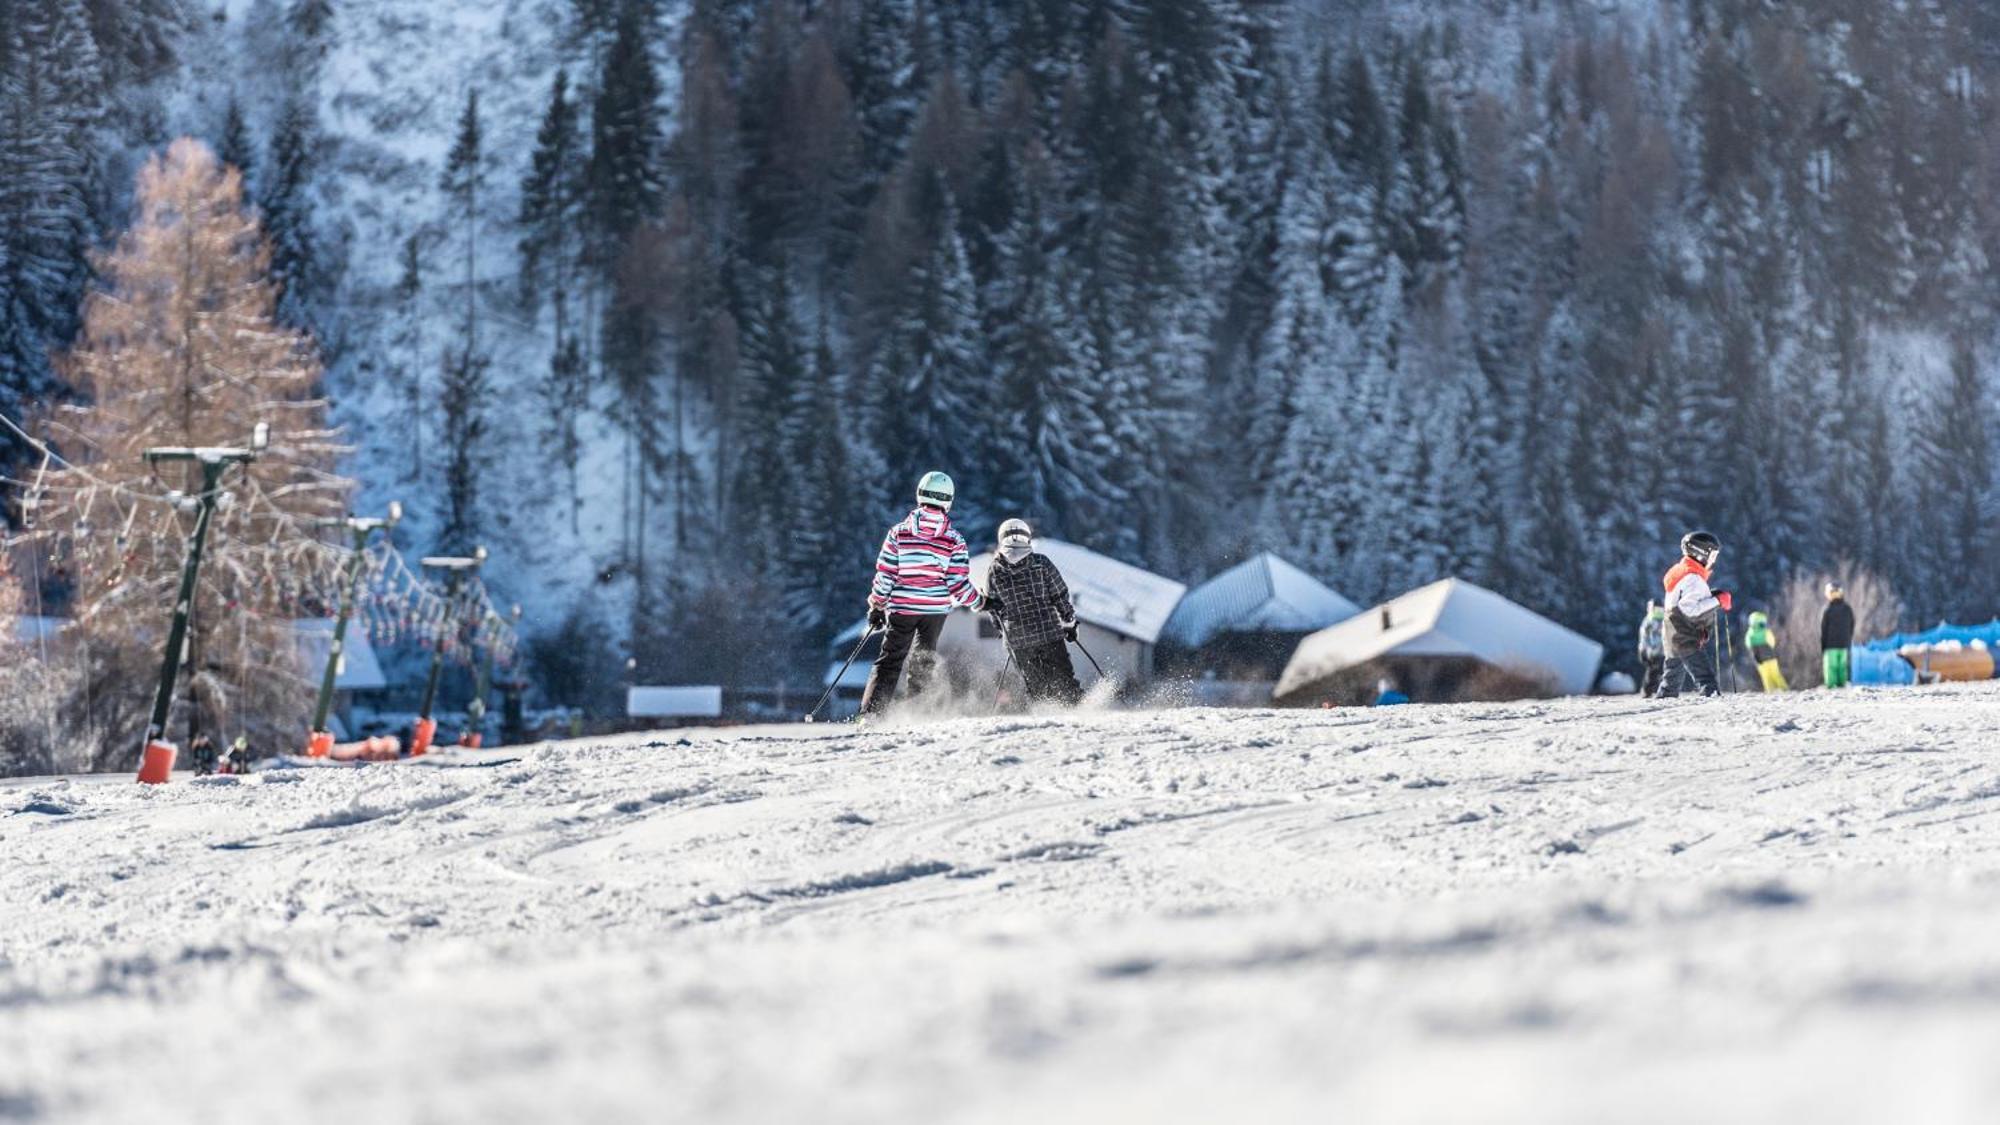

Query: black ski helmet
<box><xmin>1680</xmin><ymin>530</ymin><xmax>1721</xmax><ymax>567</ymax></box>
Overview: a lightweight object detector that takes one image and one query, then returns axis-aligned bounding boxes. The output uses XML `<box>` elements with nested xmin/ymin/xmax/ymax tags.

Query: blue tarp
<box><xmin>1862</xmin><ymin>619</ymin><xmax>2000</xmax><ymax>654</ymax></box>
<box><xmin>1850</xmin><ymin>646</ymin><xmax>1918</xmax><ymax>686</ymax></box>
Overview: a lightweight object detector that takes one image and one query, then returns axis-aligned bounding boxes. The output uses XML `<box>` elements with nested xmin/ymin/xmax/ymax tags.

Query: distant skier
<box><xmin>859</xmin><ymin>472</ymin><xmax>988</xmax><ymax>715</ymax></box>
<box><xmin>984</xmin><ymin>519</ymin><xmax>1082</xmax><ymax>706</ymax></box>
<box><xmin>1820</xmin><ymin>583</ymin><xmax>1855</xmax><ymax>689</ymax></box>
<box><xmin>1744</xmin><ymin>610</ymin><xmax>1790</xmax><ymax>692</ymax></box>
<box><xmin>1637</xmin><ymin>601</ymin><xmax>1667</xmax><ymax>697</ymax></box>
<box><xmin>190</xmin><ymin>733</ymin><xmax>217</xmax><ymax>776</ymax></box>
<box><xmin>1373</xmin><ymin>676</ymin><xmax>1410</xmax><ymax>706</ymax></box>
<box><xmin>1656</xmin><ymin>530</ymin><xmax>1731</xmax><ymax>698</ymax></box>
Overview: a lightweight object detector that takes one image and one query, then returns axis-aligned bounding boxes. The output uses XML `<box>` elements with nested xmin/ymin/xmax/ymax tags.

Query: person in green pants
<box><xmin>1820</xmin><ymin>583</ymin><xmax>1855</xmax><ymax>688</ymax></box>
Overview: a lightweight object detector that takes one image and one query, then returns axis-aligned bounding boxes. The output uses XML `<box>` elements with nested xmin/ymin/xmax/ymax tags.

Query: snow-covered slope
<box><xmin>9</xmin><ymin>688</ymin><xmax>2000</xmax><ymax>1122</ymax></box>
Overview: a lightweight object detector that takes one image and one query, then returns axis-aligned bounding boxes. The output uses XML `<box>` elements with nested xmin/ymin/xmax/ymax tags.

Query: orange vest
<box><xmin>1663</xmin><ymin>557</ymin><xmax>1710</xmax><ymax>595</ymax></box>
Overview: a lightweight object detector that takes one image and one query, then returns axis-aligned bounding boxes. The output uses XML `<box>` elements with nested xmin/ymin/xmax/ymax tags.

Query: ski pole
<box><xmin>806</xmin><ymin>627</ymin><xmax>877</xmax><ymax>722</ymax></box>
<box><xmin>1712</xmin><ymin>609</ymin><xmax>1727</xmax><ymax>694</ymax></box>
<box><xmin>1072</xmin><ymin>635</ymin><xmax>1106</xmax><ymax>679</ymax></box>
<box><xmin>993</xmin><ymin>652</ymin><xmax>1014</xmax><ymax>710</ymax></box>
<box><xmin>1722</xmin><ymin>609</ymin><xmax>1737</xmax><ymax>692</ymax></box>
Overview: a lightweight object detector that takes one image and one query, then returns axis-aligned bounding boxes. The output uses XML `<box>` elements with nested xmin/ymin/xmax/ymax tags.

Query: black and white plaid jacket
<box><xmin>984</xmin><ymin>552</ymin><xmax>1076</xmax><ymax>651</ymax></box>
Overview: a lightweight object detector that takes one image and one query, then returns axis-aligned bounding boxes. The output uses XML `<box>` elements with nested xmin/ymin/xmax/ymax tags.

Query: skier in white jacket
<box><xmin>1656</xmin><ymin>530</ymin><xmax>1732</xmax><ymax>698</ymax></box>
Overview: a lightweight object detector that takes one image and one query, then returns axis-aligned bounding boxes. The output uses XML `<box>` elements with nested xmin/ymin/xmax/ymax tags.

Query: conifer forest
<box><xmin>4</xmin><ymin>0</ymin><xmax>1999</xmax><ymax>709</ymax></box>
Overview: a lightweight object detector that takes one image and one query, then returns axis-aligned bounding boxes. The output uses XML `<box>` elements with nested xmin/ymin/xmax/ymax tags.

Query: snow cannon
<box><xmin>410</xmin><ymin>717</ymin><xmax>438</xmax><ymax>756</ymax></box>
<box><xmin>306</xmin><ymin>730</ymin><xmax>335</xmax><ymax>759</ymax></box>
<box><xmin>137</xmin><ymin>739</ymin><xmax>178</xmax><ymax>784</ymax></box>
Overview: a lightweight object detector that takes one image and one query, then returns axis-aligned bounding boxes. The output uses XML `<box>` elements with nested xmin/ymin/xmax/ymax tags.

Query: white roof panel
<box><xmin>1275</xmin><ymin>579</ymin><xmax>1603</xmax><ymax>698</ymax></box>
<box><xmin>1163</xmin><ymin>552</ymin><xmax>1360</xmax><ymax>646</ymax></box>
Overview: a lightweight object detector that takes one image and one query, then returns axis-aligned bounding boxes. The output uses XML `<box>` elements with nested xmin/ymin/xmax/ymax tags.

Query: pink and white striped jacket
<box><xmin>869</xmin><ymin>507</ymin><xmax>987</xmax><ymax>615</ymax></box>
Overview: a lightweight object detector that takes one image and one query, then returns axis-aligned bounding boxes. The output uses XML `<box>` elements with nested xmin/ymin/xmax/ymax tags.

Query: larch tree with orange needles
<box><xmin>37</xmin><ymin>137</ymin><xmax>354</xmax><ymax>767</ymax></box>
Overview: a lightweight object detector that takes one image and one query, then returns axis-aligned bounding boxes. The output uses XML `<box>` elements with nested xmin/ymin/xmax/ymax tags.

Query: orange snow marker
<box><xmin>137</xmin><ymin>739</ymin><xmax>178</xmax><ymax>784</ymax></box>
<box><xmin>410</xmin><ymin>717</ymin><xmax>437</xmax><ymax>756</ymax></box>
<box><xmin>306</xmin><ymin>730</ymin><xmax>335</xmax><ymax>758</ymax></box>
<box><xmin>458</xmin><ymin>731</ymin><xmax>483</xmax><ymax>749</ymax></box>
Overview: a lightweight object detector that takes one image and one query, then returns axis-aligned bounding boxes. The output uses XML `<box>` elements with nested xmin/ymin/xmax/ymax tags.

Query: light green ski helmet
<box><xmin>916</xmin><ymin>470</ymin><xmax>955</xmax><ymax>510</ymax></box>
<box><xmin>1747</xmin><ymin>610</ymin><xmax>1769</xmax><ymax>628</ymax></box>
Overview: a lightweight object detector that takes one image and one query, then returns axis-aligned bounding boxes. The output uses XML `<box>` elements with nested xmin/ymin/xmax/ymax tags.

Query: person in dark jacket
<box><xmin>1657</xmin><ymin>530</ymin><xmax>1732</xmax><ymax>698</ymax></box>
<box><xmin>189</xmin><ymin>733</ymin><xmax>217</xmax><ymax>776</ymax></box>
<box><xmin>1637</xmin><ymin>601</ymin><xmax>1666</xmax><ymax>697</ymax></box>
<box><xmin>983</xmin><ymin>519</ymin><xmax>1083</xmax><ymax>706</ymax></box>
<box><xmin>1820</xmin><ymin>583</ymin><xmax>1856</xmax><ymax>688</ymax></box>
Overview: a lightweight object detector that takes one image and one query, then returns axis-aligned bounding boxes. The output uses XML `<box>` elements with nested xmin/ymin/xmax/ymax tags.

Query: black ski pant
<box><xmin>1639</xmin><ymin>656</ymin><xmax>1664</xmax><ymax>698</ymax></box>
<box><xmin>861</xmin><ymin>612</ymin><xmax>947</xmax><ymax>714</ymax></box>
<box><xmin>1656</xmin><ymin>646</ymin><xmax>1720</xmax><ymax>698</ymax></box>
<box><xmin>1014</xmin><ymin>641</ymin><xmax>1082</xmax><ymax>706</ymax></box>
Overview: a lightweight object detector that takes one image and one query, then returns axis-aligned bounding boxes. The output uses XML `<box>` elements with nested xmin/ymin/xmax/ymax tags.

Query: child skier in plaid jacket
<box><xmin>984</xmin><ymin>519</ymin><xmax>1082</xmax><ymax>706</ymax></box>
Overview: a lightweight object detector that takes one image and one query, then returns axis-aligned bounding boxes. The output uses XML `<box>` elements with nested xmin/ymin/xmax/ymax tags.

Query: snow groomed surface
<box><xmin>8</xmin><ymin>687</ymin><xmax>2000</xmax><ymax>1122</ymax></box>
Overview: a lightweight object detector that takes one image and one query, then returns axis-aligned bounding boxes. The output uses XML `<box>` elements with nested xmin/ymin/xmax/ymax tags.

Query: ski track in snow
<box><xmin>8</xmin><ymin>688</ymin><xmax>2000</xmax><ymax>1122</ymax></box>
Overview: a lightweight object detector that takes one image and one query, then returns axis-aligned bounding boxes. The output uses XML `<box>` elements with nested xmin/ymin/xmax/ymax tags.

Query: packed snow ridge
<box><xmin>9</xmin><ymin>687</ymin><xmax>2000</xmax><ymax>1123</ymax></box>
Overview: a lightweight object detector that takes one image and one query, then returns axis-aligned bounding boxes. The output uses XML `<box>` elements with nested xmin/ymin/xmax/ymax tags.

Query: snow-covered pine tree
<box><xmin>517</xmin><ymin>71</ymin><xmax>591</xmax><ymax>527</ymax></box>
<box><xmin>777</xmin><ymin>326</ymin><xmax>855</xmax><ymax>637</ymax></box>
<box><xmin>586</xmin><ymin>0</ymin><xmax>665</xmax><ymax>257</ymax></box>
<box><xmin>81</xmin><ymin>0</ymin><xmax>182</xmax><ymax>85</ymax></box>
<box><xmin>439</xmin><ymin>87</ymin><xmax>485</xmax><ymax>353</ymax></box>
<box><xmin>1254</xmin><ymin>133</ymin><xmax>1346</xmax><ymax>562</ymax></box>
<box><xmin>987</xmin><ymin>156</ymin><xmax>1107</xmax><ymax>532</ymax></box>
<box><xmin>388</xmin><ymin>232</ymin><xmax>428</xmax><ymax>484</ymax></box>
<box><xmin>846</xmin><ymin>0</ymin><xmax>922</xmax><ymax>179</ymax></box>
<box><xmin>864</xmin><ymin>183</ymin><xmax>985</xmax><ymax>527</ymax></box>
<box><xmin>1390</xmin><ymin>43</ymin><xmax>1465</xmax><ymax>297</ymax></box>
<box><xmin>215</xmin><ymin>93</ymin><xmax>254</xmax><ymax>182</ymax></box>
<box><xmin>731</xmin><ymin>255</ymin><xmax>809</xmax><ymax>553</ymax></box>
<box><xmin>285</xmin><ymin>0</ymin><xmax>335</xmax><ymax>76</ymax></box>
<box><xmin>518</xmin><ymin>70</ymin><xmax>583</xmax><ymax>319</ymax></box>
<box><xmin>1913</xmin><ymin>341</ymin><xmax>1997</xmax><ymax>622</ymax></box>
<box><xmin>436</xmin><ymin>345</ymin><xmax>491</xmax><ymax>557</ymax></box>
<box><xmin>260</xmin><ymin>89</ymin><xmax>324</xmax><ymax>333</ymax></box>
<box><xmin>0</xmin><ymin>0</ymin><xmax>104</xmax><ymax>466</ymax></box>
<box><xmin>585</xmin><ymin>1</ymin><xmax>667</xmax><ymax>570</ymax></box>
<box><xmin>1322</xmin><ymin>52</ymin><xmax>1393</xmax><ymax>322</ymax></box>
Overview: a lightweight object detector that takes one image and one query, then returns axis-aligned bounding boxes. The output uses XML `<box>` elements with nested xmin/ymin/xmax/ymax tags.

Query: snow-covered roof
<box><xmin>293</xmin><ymin>619</ymin><xmax>390</xmax><ymax>692</ymax></box>
<box><xmin>1162</xmin><ymin>552</ymin><xmax>1360</xmax><ymax>647</ymax></box>
<box><xmin>969</xmin><ymin>539</ymin><xmax>1187</xmax><ymax>645</ymax></box>
<box><xmin>1275</xmin><ymin>579</ymin><xmax>1604</xmax><ymax>699</ymax></box>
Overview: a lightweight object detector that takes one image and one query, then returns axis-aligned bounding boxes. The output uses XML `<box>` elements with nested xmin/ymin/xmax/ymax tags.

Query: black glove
<box><xmin>1063</xmin><ymin>621</ymin><xmax>1078</xmax><ymax>642</ymax></box>
<box><xmin>867</xmin><ymin>606</ymin><xmax>887</xmax><ymax>629</ymax></box>
<box><xmin>985</xmin><ymin>593</ymin><xmax>1004</xmax><ymax>616</ymax></box>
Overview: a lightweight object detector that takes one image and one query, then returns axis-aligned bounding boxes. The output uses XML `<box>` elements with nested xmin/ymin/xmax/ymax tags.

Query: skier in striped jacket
<box><xmin>859</xmin><ymin>471</ymin><xmax>988</xmax><ymax>714</ymax></box>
